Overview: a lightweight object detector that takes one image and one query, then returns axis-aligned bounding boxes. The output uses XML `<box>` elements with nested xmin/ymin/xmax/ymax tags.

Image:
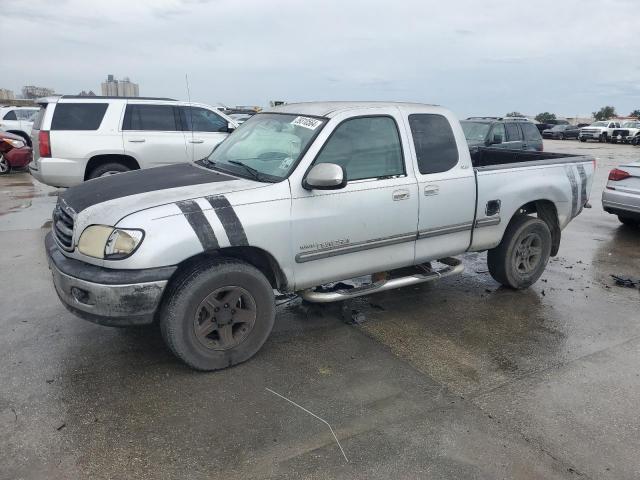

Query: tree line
<box><xmin>505</xmin><ymin>108</ymin><xmax>640</xmax><ymax>122</ymax></box>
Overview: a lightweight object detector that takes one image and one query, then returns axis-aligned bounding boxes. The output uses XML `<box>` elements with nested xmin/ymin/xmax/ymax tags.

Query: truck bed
<box><xmin>471</xmin><ymin>147</ymin><xmax>590</xmax><ymax>169</ymax></box>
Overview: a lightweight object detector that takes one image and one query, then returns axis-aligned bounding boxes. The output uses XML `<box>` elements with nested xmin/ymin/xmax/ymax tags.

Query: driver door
<box><xmin>290</xmin><ymin>110</ymin><xmax>419</xmax><ymax>290</ymax></box>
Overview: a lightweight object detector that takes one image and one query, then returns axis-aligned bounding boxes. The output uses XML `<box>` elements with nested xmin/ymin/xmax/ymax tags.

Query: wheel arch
<box><xmin>513</xmin><ymin>199</ymin><xmax>561</xmax><ymax>256</ymax></box>
<box><xmin>84</xmin><ymin>154</ymin><xmax>140</xmax><ymax>180</ymax></box>
<box><xmin>171</xmin><ymin>246</ymin><xmax>289</xmax><ymax>292</ymax></box>
<box><xmin>5</xmin><ymin>130</ymin><xmax>31</xmax><ymax>146</ymax></box>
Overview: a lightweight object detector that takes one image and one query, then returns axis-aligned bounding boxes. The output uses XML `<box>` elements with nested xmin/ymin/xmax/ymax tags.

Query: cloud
<box><xmin>0</xmin><ymin>0</ymin><xmax>638</xmax><ymax>116</ymax></box>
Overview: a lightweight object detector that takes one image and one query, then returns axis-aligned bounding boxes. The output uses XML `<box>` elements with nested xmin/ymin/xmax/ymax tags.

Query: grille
<box><xmin>52</xmin><ymin>202</ymin><xmax>75</xmax><ymax>251</ymax></box>
<box><xmin>612</xmin><ymin>129</ymin><xmax>629</xmax><ymax>136</ymax></box>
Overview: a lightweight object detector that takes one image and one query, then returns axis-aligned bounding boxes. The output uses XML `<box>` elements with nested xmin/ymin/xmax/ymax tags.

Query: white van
<box><xmin>29</xmin><ymin>96</ymin><xmax>237</xmax><ymax>187</ymax></box>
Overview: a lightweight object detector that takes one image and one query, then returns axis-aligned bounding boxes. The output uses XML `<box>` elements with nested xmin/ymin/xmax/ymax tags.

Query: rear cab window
<box><xmin>51</xmin><ymin>103</ymin><xmax>108</xmax><ymax>130</ymax></box>
<box><xmin>408</xmin><ymin>114</ymin><xmax>459</xmax><ymax>174</ymax></box>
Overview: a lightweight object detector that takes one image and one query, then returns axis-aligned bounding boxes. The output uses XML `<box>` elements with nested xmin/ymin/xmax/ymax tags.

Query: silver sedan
<box><xmin>602</xmin><ymin>162</ymin><xmax>640</xmax><ymax>226</ymax></box>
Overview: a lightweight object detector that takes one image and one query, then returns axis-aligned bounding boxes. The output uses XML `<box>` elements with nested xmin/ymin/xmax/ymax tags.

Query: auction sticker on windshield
<box><xmin>291</xmin><ymin>116</ymin><xmax>323</xmax><ymax>130</ymax></box>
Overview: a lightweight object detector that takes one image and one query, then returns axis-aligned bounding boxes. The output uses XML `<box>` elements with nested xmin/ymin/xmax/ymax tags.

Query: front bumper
<box><xmin>45</xmin><ymin>232</ymin><xmax>177</xmax><ymax>326</ymax></box>
<box><xmin>6</xmin><ymin>147</ymin><xmax>33</xmax><ymax>168</ymax></box>
<box><xmin>579</xmin><ymin>131</ymin><xmax>602</xmax><ymax>139</ymax></box>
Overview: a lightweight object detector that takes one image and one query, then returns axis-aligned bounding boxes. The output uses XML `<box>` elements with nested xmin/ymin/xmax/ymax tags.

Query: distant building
<box><xmin>101</xmin><ymin>74</ymin><xmax>139</xmax><ymax>97</ymax></box>
<box><xmin>78</xmin><ymin>90</ymin><xmax>97</xmax><ymax>97</ymax></box>
<box><xmin>22</xmin><ymin>85</ymin><xmax>55</xmax><ymax>99</ymax></box>
<box><xmin>0</xmin><ymin>88</ymin><xmax>15</xmax><ymax>100</ymax></box>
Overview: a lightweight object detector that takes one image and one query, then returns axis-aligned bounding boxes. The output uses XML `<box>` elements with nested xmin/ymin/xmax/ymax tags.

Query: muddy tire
<box><xmin>88</xmin><ymin>162</ymin><xmax>131</xmax><ymax>179</ymax></box>
<box><xmin>159</xmin><ymin>257</ymin><xmax>275</xmax><ymax>371</ymax></box>
<box><xmin>0</xmin><ymin>154</ymin><xmax>10</xmax><ymax>175</ymax></box>
<box><xmin>487</xmin><ymin>215</ymin><xmax>551</xmax><ymax>289</ymax></box>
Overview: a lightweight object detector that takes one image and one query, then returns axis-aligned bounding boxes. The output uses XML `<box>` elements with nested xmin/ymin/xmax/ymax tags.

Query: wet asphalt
<box><xmin>1</xmin><ymin>140</ymin><xmax>639</xmax><ymax>479</ymax></box>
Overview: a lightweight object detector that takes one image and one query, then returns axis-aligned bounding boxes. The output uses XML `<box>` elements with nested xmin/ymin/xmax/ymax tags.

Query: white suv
<box><xmin>29</xmin><ymin>96</ymin><xmax>238</xmax><ymax>187</ymax></box>
<box><xmin>0</xmin><ymin>106</ymin><xmax>40</xmax><ymax>145</ymax></box>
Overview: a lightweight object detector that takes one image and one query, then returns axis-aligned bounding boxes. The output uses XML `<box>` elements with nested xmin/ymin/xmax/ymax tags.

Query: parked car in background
<box><xmin>610</xmin><ymin>121</ymin><xmax>640</xmax><ymax>144</ymax></box>
<box><xmin>542</xmin><ymin>124</ymin><xmax>581</xmax><ymax>140</ymax></box>
<box><xmin>29</xmin><ymin>96</ymin><xmax>238</xmax><ymax>188</ymax></box>
<box><xmin>44</xmin><ymin>101</ymin><xmax>594</xmax><ymax>370</ymax></box>
<box><xmin>579</xmin><ymin>120</ymin><xmax>620</xmax><ymax>142</ymax></box>
<box><xmin>0</xmin><ymin>131</ymin><xmax>33</xmax><ymax>175</ymax></box>
<box><xmin>602</xmin><ymin>163</ymin><xmax>640</xmax><ymax>226</ymax></box>
<box><xmin>461</xmin><ymin>117</ymin><xmax>543</xmax><ymax>151</ymax></box>
<box><xmin>0</xmin><ymin>106</ymin><xmax>40</xmax><ymax>146</ymax></box>
<box><xmin>228</xmin><ymin>113</ymin><xmax>253</xmax><ymax>124</ymax></box>
<box><xmin>535</xmin><ymin>119</ymin><xmax>569</xmax><ymax>133</ymax></box>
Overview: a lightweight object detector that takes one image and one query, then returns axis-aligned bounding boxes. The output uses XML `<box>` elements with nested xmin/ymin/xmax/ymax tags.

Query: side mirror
<box><xmin>490</xmin><ymin>134</ymin><xmax>503</xmax><ymax>145</ymax></box>
<box><xmin>226</xmin><ymin>122</ymin><xmax>236</xmax><ymax>133</ymax></box>
<box><xmin>303</xmin><ymin>163</ymin><xmax>347</xmax><ymax>190</ymax></box>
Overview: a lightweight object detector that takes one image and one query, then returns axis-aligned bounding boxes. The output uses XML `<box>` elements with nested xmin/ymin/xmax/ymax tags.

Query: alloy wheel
<box><xmin>193</xmin><ymin>286</ymin><xmax>257</xmax><ymax>351</ymax></box>
<box><xmin>513</xmin><ymin>233</ymin><xmax>542</xmax><ymax>274</ymax></box>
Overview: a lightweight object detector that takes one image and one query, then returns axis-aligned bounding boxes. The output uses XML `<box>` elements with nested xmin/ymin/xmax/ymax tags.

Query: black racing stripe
<box><xmin>577</xmin><ymin>164</ymin><xmax>588</xmax><ymax>210</ymax></box>
<box><xmin>177</xmin><ymin>200</ymin><xmax>219</xmax><ymax>250</ymax></box>
<box><xmin>565</xmin><ymin>165</ymin><xmax>579</xmax><ymax>218</ymax></box>
<box><xmin>206</xmin><ymin>195</ymin><xmax>248</xmax><ymax>246</ymax></box>
<box><xmin>61</xmin><ymin>163</ymin><xmax>236</xmax><ymax>213</ymax></box>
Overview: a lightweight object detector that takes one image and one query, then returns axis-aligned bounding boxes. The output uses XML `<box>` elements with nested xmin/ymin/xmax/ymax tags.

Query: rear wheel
<box><xmin>487</xmin><ymin>216</ymin><xmax>552</xmax><ymax>289</ymax></box>
<box><xmin>160</xmin><ymin>257</ymin><xmax>276</xmax><ymax>371</ymax></box>
<box><xmin>87</xmin><ymin>162</ymin><xmax>131</xmax><ymax>179</ymax></box>
<box><xmin>0</xmin><ymin>154</ymin><xmax>10</xmax><ymax>175</ymax></box>
<box><xmin>580</xmin><ymin>137</ymin><xmax>587</xmax><ymax>142</ymax></box>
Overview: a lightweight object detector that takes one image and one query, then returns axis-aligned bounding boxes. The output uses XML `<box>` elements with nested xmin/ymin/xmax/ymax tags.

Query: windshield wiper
<box><xmin>227</xmin><ymin>160</ymin><xmax>265</xmax><ymax>181</ymax></box>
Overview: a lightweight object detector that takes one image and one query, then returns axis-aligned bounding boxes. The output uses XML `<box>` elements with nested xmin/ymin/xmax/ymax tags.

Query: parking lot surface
<box><xmin>1</xmin><ymin>140</ymin><xmax>639</xmax><ymax>479</ymax></box>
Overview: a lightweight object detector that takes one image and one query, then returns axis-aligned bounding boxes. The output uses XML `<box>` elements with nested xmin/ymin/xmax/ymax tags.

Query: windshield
<box><xmin>591</xmin><ymin>121</ymin><xmax>608</xmax><ymax>127</ymax></box>
<box><xmin>204</xmin><ymin>113</ymin><xmax>326</xmax><ymax>182</ymax></box>
<box><xmin>551</xmin><ymin>125</ymin><xmax>566</xmax><ymax>131</ymax></box>
<box><xmin>461</xmin><ymin>121</ymin><xmax>491</xmax><ymax>142</ymax></box>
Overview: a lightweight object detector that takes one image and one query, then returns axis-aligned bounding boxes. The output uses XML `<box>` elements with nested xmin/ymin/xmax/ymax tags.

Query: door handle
<box><xmin>188</xmin><ymin>139</ymin><xmax>204</xmax><ymax>144</ymax></box>
<box><xmin>424</xmin><ymin>185</ymin><xmax>439</xmax><ymax>196</ymax></box>
<box><xmin>128</xmin><ymin>138</ymin><xmax>146</xmax><ymax>143</ymax></box>
<box><xmin>392</xmin><ymin>189</ymin><xmax>410</xmax><ymax>201</ymax></box>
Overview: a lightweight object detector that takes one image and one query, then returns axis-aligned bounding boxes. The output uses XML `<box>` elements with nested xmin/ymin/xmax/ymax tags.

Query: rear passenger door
<box><xmin>408</xmin><ymin>113</ymin><xmax>476</xmax><ymax>262</ymax></box>
<box><xmin>504</xmin><ymin>122</ymin><xmax>524</xmax><ymax>149</ymax></box>
<box><xmin>122</xmin><ymin>103</ymin><xmax>188</xmax><ymax>167</ymax></box>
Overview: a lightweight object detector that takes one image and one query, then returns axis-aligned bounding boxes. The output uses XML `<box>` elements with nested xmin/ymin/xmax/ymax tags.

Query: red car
<box><xmin>0</xmin><ymin>130</ymin><xmax>33</xmax><ymax>175</ymax></box>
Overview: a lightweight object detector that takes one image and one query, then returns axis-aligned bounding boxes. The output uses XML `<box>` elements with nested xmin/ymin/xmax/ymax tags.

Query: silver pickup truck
<box><xmin>45</xmin><ymin>102</ymin><xmax>595</xmax><ymax>370</ymax></box>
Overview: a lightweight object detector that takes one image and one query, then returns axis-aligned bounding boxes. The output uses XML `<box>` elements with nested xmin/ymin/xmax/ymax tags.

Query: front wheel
<box><xmin>0</xmin><ymin>154</ymin><xmax>10</xmax><ymax>175</ymax></box>
<box><xmin>580</xmin><ymin>137</ymin><xmax>587</xmax><ymax>142</ymax></box>
<box><xmin>160</xmin><ymin>257</ymin><xmax>276</xmax><ymax>371</ymax></box>
<box><xmin>487</xmin><ymin>216</ymin><xmax>552</xmax><ymax>289</ymax></box>
<box><xmin>558</xmin><ymin>133</ymin><xmax>564</xmax><ymax>140</ymax></box>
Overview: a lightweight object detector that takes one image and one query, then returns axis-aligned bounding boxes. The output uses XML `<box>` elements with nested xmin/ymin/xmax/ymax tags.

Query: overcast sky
<box><xmin>2</xmin><ymin>0</ymin><xmax>639</xmax><ymax>118</ymax></box>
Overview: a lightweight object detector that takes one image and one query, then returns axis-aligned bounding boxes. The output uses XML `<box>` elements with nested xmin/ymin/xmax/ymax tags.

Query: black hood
<box><xmin>60</xmin><ymin>163</ymin><xmax>236</xmax><ymax>213</ymax></box>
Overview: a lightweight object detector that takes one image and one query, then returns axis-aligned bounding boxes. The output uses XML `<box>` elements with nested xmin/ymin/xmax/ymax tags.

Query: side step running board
<box><xmin>300</xmin><ymin>257</ymin><xmax>464</xmax><ymax>303</ymax></box>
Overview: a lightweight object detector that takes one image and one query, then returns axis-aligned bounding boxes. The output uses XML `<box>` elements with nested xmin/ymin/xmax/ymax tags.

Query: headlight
<box><xmin>78</xmin><ymin>225</ymin><xmax>144</xmax><ymax>259</ymax></box>
<box><xmin>2</xmin><ymin>138</ymin><xmax>25</xmax><ymax>148</ymax></box>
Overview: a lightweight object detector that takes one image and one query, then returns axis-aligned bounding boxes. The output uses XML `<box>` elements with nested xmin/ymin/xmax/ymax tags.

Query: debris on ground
<box><xmin>611</xmin><ymin>274</ymin><xmax>640</xmax><ymax>289</ymax></box>
<box><xmin>341</xmin><ymin>303</ymin><xmax>366</xmax><ymax>324</ymax></box>
<box><xmin>56</xmin><ymin>422</ymin><xmax>66</xmax><ymax>431</ymax></box>
<box><xmin>315</xmin><ymin>282</ymin><xmax>355</xmax><ymax>293</ymax></box>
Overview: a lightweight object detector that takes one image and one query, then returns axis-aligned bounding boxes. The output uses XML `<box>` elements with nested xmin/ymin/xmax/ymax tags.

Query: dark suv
<box><xmin>461</xmin><ymin>117</ymin><xmax>543</xmax><ymax>152</ymax></box>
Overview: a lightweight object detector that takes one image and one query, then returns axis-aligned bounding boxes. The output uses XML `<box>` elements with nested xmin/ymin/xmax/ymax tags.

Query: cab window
<box><xmin>314</xmin><ymin>116</ymin><xmax>404</xmax><ymax>181</ymax></box>
<box><xmin>408</xmin><ymin>114</ymin><xmax>459</xmax><ymax>174</ymax></box>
